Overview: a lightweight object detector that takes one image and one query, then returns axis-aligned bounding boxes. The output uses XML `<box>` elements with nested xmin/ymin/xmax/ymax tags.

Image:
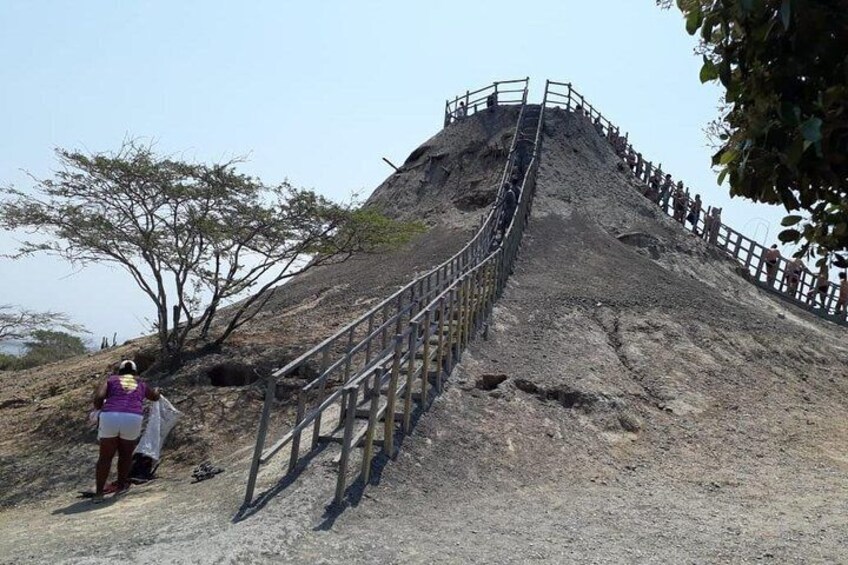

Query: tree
<box><xmin>18</xmin><ymin>329</ymin><xmax>88</xmax><ymax>368</ymax></box>
<box><xmin>1</xmin><ymin>141</ymin><xmax>421</xmax><ymax>371</ymax></box>
<box><xmin>660</xmin><ymin>0</ymin><xmax>848</xmax><ymax>264</ymax></box>
<box><xmin>0</xmin><ymin>305</ymin><xmax>82</xmax><ymax>343</ymax></box>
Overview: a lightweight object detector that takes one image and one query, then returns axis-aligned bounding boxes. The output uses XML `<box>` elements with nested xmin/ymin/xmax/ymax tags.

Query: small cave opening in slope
<box><xmin>208</xmin><ymin>362</ymin><xmax>259</xmax><ymax>387</ymax></box>
<box><xmin>476</xmin><ymin>374</ymin><xmax>508</xmax><ymax>391</ymax></box>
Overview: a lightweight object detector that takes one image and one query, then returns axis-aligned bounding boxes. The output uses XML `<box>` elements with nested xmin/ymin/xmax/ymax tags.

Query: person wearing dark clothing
<box><xmin>646</xmin><ymin>172</ymin><xmax>661</xmax><ymax>204</ymax></box>
<box><xmin>594</xmin><ymin>116</ymin><xmax>604</xmax><ymax>136</ymax></box>
<box><xmin>763</xmin><ymin>244</ymin><xmax>781</xmax><ymax>286</ymax></box>
<box><xmin>672</xmin><ymin>182</ymin><xmax>687</xmax><ymax>223</ymax></box>
<box><xmin>659</xmin><ymin>174</ymin><xmax>673</xmax><ymax>212</ymax></box>
<box><xmin>499</xmin><ymin>186</ymin><xmax>518</xmax><ymax>236</ymax></box>
<box><xmin>687</xmin><ymin>194</ymin><xmax>703</xmax><ymax>235</ymax></box>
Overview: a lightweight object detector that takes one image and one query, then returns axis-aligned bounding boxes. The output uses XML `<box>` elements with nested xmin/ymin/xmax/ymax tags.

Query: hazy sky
<box><xmin>0</xmin><ymin>1</ymin><xmax>788</xmax><ymax>344</ymax></box>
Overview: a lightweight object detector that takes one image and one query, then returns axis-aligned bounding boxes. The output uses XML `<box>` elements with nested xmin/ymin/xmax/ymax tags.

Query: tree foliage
<box><xmin>1</xmin><ymin>141</ymin><xmax>421</xmax><ymax>371</ymax></box>
<box><xmin>661</xmin><ymin>0</ymin><xmax>848</xmax><ymax>264</ymax></box>
<box><xmin>0</xmin><ymin>305</ymin><xmax>83</xmax><ymax>343</ymax></box>
<box><xmin>16</xmin><ymin>330</ymin><xmax>88</xmax><ymax>369</ymax></box>
<box><xmin>0</xmin><ymin>330</ymin><xmax>88</xmax><ymax>371</ymax></box>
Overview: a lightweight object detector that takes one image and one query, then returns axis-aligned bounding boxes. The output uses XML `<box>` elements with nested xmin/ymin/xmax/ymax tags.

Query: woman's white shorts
<box><xmin>98</xmin><ymin>411</ymin><xmax>143</xmax><ymax>440</ymax></box>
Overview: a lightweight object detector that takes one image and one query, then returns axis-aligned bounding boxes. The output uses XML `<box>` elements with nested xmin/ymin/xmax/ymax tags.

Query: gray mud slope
<box><xmin>0</xmin><ymin>107</ymin><xmax>520</xmax><ymax>509</ymax></box>
<box><xmin>266</xmin><ymin>109</ymin><xmax>848</xmax><ymax>563</ymax></box>
<box><xmin>237</xmin><ymin>104</ymin><xmax>521</xmax><ymax>346</ymax></box>
<box><xmin>5</xmin><ymin>109</ymin><xmax>848</xmax><ymax>564</ymax></box>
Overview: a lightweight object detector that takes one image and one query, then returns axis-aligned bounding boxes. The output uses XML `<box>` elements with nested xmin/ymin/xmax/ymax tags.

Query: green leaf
<box><xmin>778</xmin><ymin>229</ymin><xmax>801</xmax><ymax>243</ymax></box>
<box><xmin>686</xmin><ymin>8</ymin><xmax>703</xmax><ymax>35</ymax></box>
<box><xmin>719</xmin><ymin>149</ymin><xmax>739</xmax><ymax>165</ymax></box>
<box><xmin>781</xmin><ymin>215</ymin><xmax>803</xmax><ymax>227</ymax></box>
<box><xmin>780</xmin><ymin>0</ymin><xmax>791</xmax><ymax>30</ymax></box>
<box><xmin>699</xmin><ymin>59</ymin><xmax>719</xmax><ymax>83</ymax></box>
<box><xmin>800</xmin><ymin>117</ymin><xmax>823</xmax><ymax>143</ymax></box>
<box><xmin>717</xmin><ymin>168</ymin><xmax>728</xmax><ymax>186</ymax></box>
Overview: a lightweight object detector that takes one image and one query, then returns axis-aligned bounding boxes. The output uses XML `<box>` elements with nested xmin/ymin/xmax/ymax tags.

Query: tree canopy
<box><xmin>1</xmin><ymin>141</ymin><xmax>421</xmax><ymax>371</ymax></box>
<box><xmin>661</xmin><ymin>0</ymin><xmax>848</xmax><ymax>264</ymax></box>
<box><xmin>0</xmin><ymin>305</ymin><xmax>83</xmax><ymax>343</ymax></box>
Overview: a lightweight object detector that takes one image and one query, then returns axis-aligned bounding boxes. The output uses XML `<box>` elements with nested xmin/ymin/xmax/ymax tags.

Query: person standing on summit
<box><xmin>836</xmin><ymin>272</ymin><xmax>848</xmax><ymax>319</ymax></box>
<box><xmin>785</xmin><ymin>256</ymin><xmax>806</xmax><ymax>298</ymax></box>
<box><xmin>806</xmin><ymin>262</ymin><xmax>831</xmax><ymax>308</ymax></box>
<box><xmin>455</xmin><ymin>101</ymin><xmax>467</xmax><ymax>122</ymax></box>
<box><xmin>688</xmin><ymin>194</ymin><xmax>703</xmax><ymax>235</ymax></box>
<box><xmin>91</xmin><ymin>360</ymin><xmax>160</xmax><ymax>503</ymax></box>
<box><xmin>763</xmin><ymin>245</ymin><xmax>782</xmax><ymax>286</ymax></box>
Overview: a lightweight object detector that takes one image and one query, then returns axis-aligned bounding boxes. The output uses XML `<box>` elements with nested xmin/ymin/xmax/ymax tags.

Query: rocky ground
<box><xmin>2</xmin><ymin>108</ymin><xmax>847</xmax><ymax>564</ymax></box>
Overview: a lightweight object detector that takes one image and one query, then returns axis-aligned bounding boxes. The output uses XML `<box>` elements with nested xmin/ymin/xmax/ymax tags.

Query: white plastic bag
<box><xmin>135</xmin><ymin>395</ymin><xmax>181</xmax><ymax>461</ymax></box>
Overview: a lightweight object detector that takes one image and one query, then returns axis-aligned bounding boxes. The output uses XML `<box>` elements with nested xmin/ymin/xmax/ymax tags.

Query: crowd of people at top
<box><xmin>574</xmin><ymin>104</ymin><xmax>848</xmax><ymax>321</ymax></box>
<box><xmin>578</xmin><ymin>102</ymin><xmax>726</xmax><ymax>247</ymax></box>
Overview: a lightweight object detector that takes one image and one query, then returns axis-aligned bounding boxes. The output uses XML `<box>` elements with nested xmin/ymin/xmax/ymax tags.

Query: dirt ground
<box><xmin>2</xmin><ymin>108</ymin><xmax>848</xmax><ymax>564</ymax></box>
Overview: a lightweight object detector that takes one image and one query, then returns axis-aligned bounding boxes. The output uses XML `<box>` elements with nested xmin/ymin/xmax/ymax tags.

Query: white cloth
<box><xmin>134</xmin><ymin>396</ymin><xmax>181</xmax><ymax>461</ymax></box>
<box><xmin>98</xmin><ymin>411</ymin><xmax>143</xmax><ymax>440</ymax></box>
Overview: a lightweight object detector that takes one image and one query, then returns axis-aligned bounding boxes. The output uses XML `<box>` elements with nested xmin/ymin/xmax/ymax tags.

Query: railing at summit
<box><xmin>543</xmin><ymin>80</ymin><xmax>848</xmax><ymax>326</ymax></box>
<box><xmin>242</xmin><ymin>79</ymin><xmax>542</xmax><ymax>509</ymax></box>
<box><xmin>444</xmin><ymin>78</ymin><xmax>529</xmax><ymax>128</ymax></box>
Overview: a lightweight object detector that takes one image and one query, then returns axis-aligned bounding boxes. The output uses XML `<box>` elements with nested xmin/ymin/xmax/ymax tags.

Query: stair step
<box><xmin>355</xmin><ymin>407</ymin><xmax>403</xmax><ymax>422</ymax></box>
<box><xmin>318</xmin><ymin>421</ymin><xmax>368</xmax><ymax>446</ymax></box>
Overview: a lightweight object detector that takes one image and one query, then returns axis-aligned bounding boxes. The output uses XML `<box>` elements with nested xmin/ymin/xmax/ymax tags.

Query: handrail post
<box><xmin>435</xmin><ymin>296</ymin><xmax>447</xmax><ymax>392</ymax></box>
<box><xmin>311</xmin><ymin>346</ymin><xmax>331</xmax><ymax>449</ymax></box>
<box><xmin>384</xmin><ymin>334</ymin><xmax>403</xmax><ymax>456</ymax></box>
<box><xmin>403</xmin><ymin>321</ymin><xmax>420</xmax><ymax>433</ymax></box>
<box><xmin>421</xmin><ymin>310</ymin><xmax>432</xmax><ymax>406</ymax></box>
<box><xmin>243</xmin><ymin>375</ymin><xmax>275</xmax><ymax>509</ymax></box>
<box><xmin>334</xmin><ymin>386</ymin><xmax>358</xmax><ymax>505</ymax></box>
<box><xmin>360</xmin><ymin>369</ymin><xmax>383</xmax><ymax>483</ymax></box>
<box><xmin>446</xmin><ymin>287</ymin><xmax>458</xmax><ymax>372</ymax></box>
<box><xmin>287</xmin><ymin>388</ymin><xmax>306</xmax><ymax>473</ymax></box>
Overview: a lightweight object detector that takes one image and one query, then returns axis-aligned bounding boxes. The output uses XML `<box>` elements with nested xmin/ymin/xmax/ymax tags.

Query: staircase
<box><xmin>242</xmin><ymin>79</ymin><xmax>545</xmax><ymax>511</ymax></box>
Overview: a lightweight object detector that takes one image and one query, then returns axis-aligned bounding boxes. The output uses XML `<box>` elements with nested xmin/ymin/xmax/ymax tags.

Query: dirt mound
<box><xmin>4</xmin><ymin>107</ymin><xmax>848</xmax><ymax>564</ymax></box>
<box><xmin>368</xmin><ymin>105</ymin><xmax>520</xmax><ymax>223</ymax></box>
<box><xmin>263</xmin><ymin>109</ymin><xmax>848</xmax><ymax>563</ymax></box>
<box><xmin>0</xmin><ymin>106</ymin><xmax>522</xmax><ymax>509</ymax></box>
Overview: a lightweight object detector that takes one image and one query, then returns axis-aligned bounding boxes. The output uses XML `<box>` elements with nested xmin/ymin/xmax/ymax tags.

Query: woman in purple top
<box><xmin>92</xmin><ymin>359</ymin><xmax>160</xmax><ymax>501</ymax></box>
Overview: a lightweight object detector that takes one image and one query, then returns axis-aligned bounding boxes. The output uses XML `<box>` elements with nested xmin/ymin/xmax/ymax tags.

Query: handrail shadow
<box><xmin>233</xmin><ymin>442</ymin><xmax>330</xmax><ymax>523</ymax></box>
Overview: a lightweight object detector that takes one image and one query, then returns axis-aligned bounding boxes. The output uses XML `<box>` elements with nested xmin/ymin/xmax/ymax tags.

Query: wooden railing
<box><xmin>544</xmin><ymin>80</ymin><xmax>847</xmax><ymax>325</ymax></box>
<box><xmin>242</xmin><ymin>80</ymin><xmax>539</xmax><ymax>509</ymax></box>
<box><xmin>444</xmin><ymin>78</ymin><xmax>529</xmax><ymax>127</ymax></box>
<box><xmin>328</xmin><ymin>98</ymin><xmax>546</xmax><ymax>505</ymax></box>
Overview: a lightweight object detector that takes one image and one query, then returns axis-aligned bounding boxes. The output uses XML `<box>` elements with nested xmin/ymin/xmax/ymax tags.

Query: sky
<box><xmin>0</xmin><ymin>1</ymin><xmax>789</xmax><ymax>346</ymax></box>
